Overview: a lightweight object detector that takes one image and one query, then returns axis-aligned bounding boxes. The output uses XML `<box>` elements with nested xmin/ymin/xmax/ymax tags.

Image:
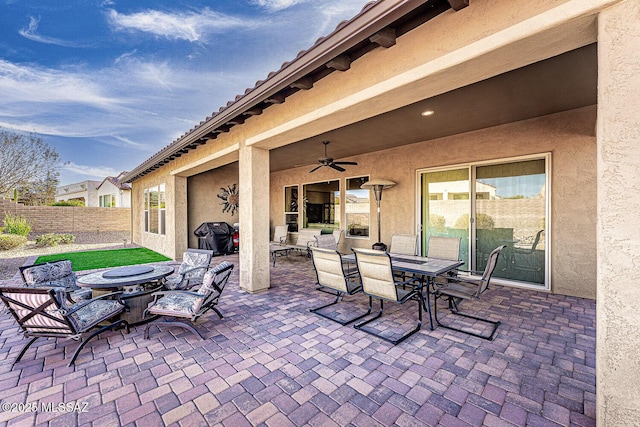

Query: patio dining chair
<box><xmin>19</xmin><ymin>260</ymin><xmax>92</xmax><ymax>301</ymax></box>
<box><xmin>389</xmin><ymin>234</ymin><xmax>418</xmax><ymax>256</ymax></box>
<box><xmin>163</xmin><ymin>248</ymin><xmax>214</xmax><ymax>290</ymax></box>
<box><xmin>352</xmin><ymin>248</ymin><xmax>422</xmax><ymax>345</ymax></box>
<box><xmin>389</xmin><ymin>234</ymin><xmax>418</xmax><ymax>281</ymax></box>
<box><xmin>0</xmin><ymin>286</ymin><xmax>129</xmax><ymax>366</ymax></box>
<box><xmin>309</xmin><ymin>247</ymin><xmax>370</xmax><ymax>325</ymax></box>
<box><xmin>144</xmin><ymin>262</ymin><xmax>234</xmax><ymax>340</ymax></box>
<box><xmin>433</xmin><ymin>245</ymin><xmax>505</xmax><ymax>340</ymax></box>
<box><xmin>427</xmin><ymin>236</ymin><xmax>462</xmax><ymax>286</ymax></box>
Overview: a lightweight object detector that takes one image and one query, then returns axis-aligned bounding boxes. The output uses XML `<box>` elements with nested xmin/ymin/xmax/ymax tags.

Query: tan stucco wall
<box><xmin>271</xmin><ymin>107</ymin><xmax>597</xmax><ymax>299</ymax></box>
<box><xmin>596</xmin><ymin>0</ymin><xmax>640</xmax><ymax>424</ymax></box>
<box><xmin>130</xmin><ymin>171</ymin><xmax>185</xmax><ymax>259</ymax></box>
<box><xmin>187</xmin><ymin>162</ymin><xmax>240</xmax><ymax>249</ymax></box>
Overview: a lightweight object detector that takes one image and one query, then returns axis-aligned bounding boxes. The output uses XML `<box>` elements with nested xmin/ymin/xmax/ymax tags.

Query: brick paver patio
<box><xmin>0</xmin><ymin>253</ymin><xmax>596</xmax><ymax>426</ymax></box>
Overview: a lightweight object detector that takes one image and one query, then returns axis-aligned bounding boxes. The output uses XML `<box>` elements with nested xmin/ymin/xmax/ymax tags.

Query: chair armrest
<box><xmin>395</xmin><ymin>277</ymin><xmax>421</xmax><ymax>288</ymax></box>
<box><xmin>64</xmin><ymin>291</ymin><xmax>125</xmax><ymax>315</ymax></box>
<box><xmin>149</xmin><ymin>290</ymin><xmax>204</xmax><ymax>298</ymax></box>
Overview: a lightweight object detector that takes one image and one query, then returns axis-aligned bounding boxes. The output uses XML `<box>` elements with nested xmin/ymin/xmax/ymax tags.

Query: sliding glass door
<box><xmin>419</xmin><ymin>155</ymin><xmax>549</xmax><ymax>288</ymax></box>
<box><xmin>420</xmin><ymin>168</ymin><xmax>470</xmax><ymax>269</ymax></box>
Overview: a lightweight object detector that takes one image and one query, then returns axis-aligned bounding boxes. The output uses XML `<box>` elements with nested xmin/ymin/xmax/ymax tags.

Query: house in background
<box><xmin>96</xmin><ymin>172</ymin><xmax>132</xmax><ymax>208</ymax></box>
<box><xmin>54</xmin><ymin>180</ymin><xmax>101</xmax><ymax>206</ymax></box>
<box><xmin>120</xmin><ymin>0</ymin><xmax>640</xmax><ymax>423</ymax></box>
<box><xmin>55</xmin><ymin>172</ymin><xmax>131</xmax><ymax>207</ymax></box>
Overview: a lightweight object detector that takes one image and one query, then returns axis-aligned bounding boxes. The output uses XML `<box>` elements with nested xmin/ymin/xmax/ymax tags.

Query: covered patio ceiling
<box><xmin>270</xmin><ymin>43</ymin><xmax>597</xmax><ymax>172</ymax></box>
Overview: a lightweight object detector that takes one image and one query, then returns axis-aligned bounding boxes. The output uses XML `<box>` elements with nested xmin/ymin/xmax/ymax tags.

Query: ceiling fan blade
<box><xmin>329</xmin><ymin>164</ymin><xmax>346</xmax><ymax>172</ymax></box>
<box><xmin>333</xmin><ymin>161</ymin><xmax>358</xmax><ymax>166</ymax></box>
<box><xmin>309</xmin><ymin>164</ymin><xmax>323</xmax><ymax>173</ymax></box>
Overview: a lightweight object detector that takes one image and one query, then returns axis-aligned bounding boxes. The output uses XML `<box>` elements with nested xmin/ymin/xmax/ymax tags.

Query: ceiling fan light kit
<box><xmin>309</xmin><ymin>141</ymin><xmax>357</xmax><ymax>173</ymax></box>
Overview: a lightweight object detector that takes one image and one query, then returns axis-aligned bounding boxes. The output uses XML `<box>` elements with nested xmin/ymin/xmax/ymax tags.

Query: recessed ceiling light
<box><xmin>421</xmin><ymin>110</ymin><xmax>435</xmax><ymax>117</ymax></box>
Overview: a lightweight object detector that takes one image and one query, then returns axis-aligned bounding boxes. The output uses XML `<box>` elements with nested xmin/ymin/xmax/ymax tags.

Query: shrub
<box><xmin>0</xmin><ymin>234</ymin><xmax>27</xmax><ymax>251</ymax></box>
<box><xmin>50</xmin><ymin>200</ymin><xmax>85</xmax><ymax>207</ymax></box>
<box><xmin>35</xmin><ymin>233</ymin><xmax>76</xmax><ymax>246</ymax></box>
<box><xmin>3</xmin><ymin>213</ymin><xmax>32</xmax><ymax>236</ymax></box>
<box><xmin>59</xmin><ymin>233</ymin><xmax>76</xmax><ymax>244</ymax></box>
<box><xmin>454</xmin><ymin>213</ymin><xmax>495</xmax><ymax>230</ymax></box>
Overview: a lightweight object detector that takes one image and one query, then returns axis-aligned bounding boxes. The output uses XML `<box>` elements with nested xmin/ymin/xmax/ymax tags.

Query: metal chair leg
<box><xmin>434</xmin><ymin>295</ymin><xmax>500</xmax><ymax>340</ymax></box>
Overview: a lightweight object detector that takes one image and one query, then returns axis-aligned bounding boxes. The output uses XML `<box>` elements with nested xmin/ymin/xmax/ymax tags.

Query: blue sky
<box><xmin>0</xmin><ymin>0</ymin><xmax>370</xmax><ymax>185</ymax></box>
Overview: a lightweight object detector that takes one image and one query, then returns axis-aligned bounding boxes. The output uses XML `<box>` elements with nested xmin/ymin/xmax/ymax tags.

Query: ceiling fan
<box><xmin>309</xmin><ymin>141</ymin><xmax>358</xmax><ymax>173</ymax></box>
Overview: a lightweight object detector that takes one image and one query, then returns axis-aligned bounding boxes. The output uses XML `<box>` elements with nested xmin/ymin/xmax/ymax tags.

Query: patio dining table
<box><xmin>77</xmin><ymin>265</ymin><xmax>174</xmax><ymax>325</ymax></box>
<box><xmin>342</xmin><ymin>253</ymin><xmax>463</xmax><ymax>330</ymax></box>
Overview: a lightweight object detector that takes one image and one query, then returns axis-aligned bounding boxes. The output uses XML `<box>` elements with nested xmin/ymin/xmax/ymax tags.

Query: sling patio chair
<box><xmin>163</xmin><ymin>248</ymin><xmax>214</xmax><ymax>290</ymax></box>
<box><xmin>352</xmin><ymin>248</ymin><xmax>423</xmax><ymax>345</ymax></box>
<box><xmin>427</xmin><ymin>236</ymin><xmax>462</xmax><ymax>286</ymax></box>
<box><xmin>0</xmin><ymin>285</ymin><xmax>129</xmax><ymax>366</ymax></box>
<box><xmin>309</xmin><ymin>247</ymin><xmax>370</xmax><ymax>325</ymax></box>
<box><xmin>389</xmin><ymin>234</ymin><xmax>418</xmax><ymax>281</ymax></box>
<box><xmin>144</xmin><ymin>262</ymin><xmax>234</xmax><ymax>340</ymax></box>
<box><xmin>433</xmin><ymin>245</ymin><xmax>505</xmax><ymax>340</ymax></box>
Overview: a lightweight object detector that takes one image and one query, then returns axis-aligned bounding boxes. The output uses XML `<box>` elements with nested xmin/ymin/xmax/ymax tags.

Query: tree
<box><xmin>0</xmin><ymin>129</ymin><xmax>60</xmax><ymax>203</ymax></box>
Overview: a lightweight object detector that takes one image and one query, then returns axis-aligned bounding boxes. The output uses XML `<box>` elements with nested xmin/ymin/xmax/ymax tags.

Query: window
<box><xmin>346</xmin><ymin>176</ymin><xmax>370</xmax><ymax>237</ymax></box>
<box><xmin>144</xmin><ymin>184</ymin><xmax>165</xmax><ymax>235</ymax></box>
<box><xmin>100</xmin><ymin>194</ymin><xmax>116</xmax><ymax>207</ymax></box>
<box><xmin>284</xmin><ymin>185</ymin><xmax>299</xmax><ymax>232</ymax></box>
<box><xmin>302</xmin><ymin>180</ymin><xmax>340</xmax><ymax>230</ymax></box>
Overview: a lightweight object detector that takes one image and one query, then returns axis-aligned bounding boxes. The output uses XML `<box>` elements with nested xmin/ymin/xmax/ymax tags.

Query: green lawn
<box><xmin>35</xmin><ymin>248</ymin><xmax>172</xmax><ymax>271</ymax></box>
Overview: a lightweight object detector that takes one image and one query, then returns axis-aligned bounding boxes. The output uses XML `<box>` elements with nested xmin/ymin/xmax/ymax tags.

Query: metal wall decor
<box><xmin>218</xmin><ymin>184</ymin><xmax>239</xmax><ymax>215</ymax></box>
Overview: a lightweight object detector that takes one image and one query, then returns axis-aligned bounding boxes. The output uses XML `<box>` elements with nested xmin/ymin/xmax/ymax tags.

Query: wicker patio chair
<box><xmin>144</xmin><ymin>262</ymin><xmax>234</xmax><ymax>340</ymax></box>
<box><xmin>0</xmin><ymin>286</ymin><xmax>129</xmax><ymax>366</ymax></box>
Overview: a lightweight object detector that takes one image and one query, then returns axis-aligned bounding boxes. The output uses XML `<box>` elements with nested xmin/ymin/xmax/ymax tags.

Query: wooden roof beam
<box><xmin>369</xmin><ymin>28</ymin><xmax>396</xmax><ymax>48</ymax></box>
<box><xmin>265</xmin><ymin>94</ymin><xmax>286</xmax><ymax>104</ymax></box>
<box><xmin>326</xmin><ymin>54</ymin><xmax>351</xmax><ymax>71</ymax></box>
<box><xmin>291</xmin><ymin>77</ymin><xmax>314</xmax><ymax>90</ymax></box>
<box><xmin>447</xmin><ymin>0</ymin><xmax>469</xmax><ymax>11</ymax></box>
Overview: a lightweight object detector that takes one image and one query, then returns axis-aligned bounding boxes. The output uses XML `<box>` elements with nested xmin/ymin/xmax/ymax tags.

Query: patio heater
<box><xmin>361</xmin><ymin>179</ymin><xmax>396</xmax><ymax>251</ymax></box>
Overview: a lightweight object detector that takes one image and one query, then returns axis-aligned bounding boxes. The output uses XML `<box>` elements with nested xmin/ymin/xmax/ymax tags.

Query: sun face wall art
<box><xmin>217</xmin><ymin>184</ymin><xmax>239</xmax><ymax>216</ymax></box>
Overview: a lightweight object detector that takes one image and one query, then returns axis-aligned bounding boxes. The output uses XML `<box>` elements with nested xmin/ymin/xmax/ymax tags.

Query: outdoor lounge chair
<box><xmin>144</xmin><ymin>262</ymin><xmax>234</xmax><ymax>340</ymax></box>
<box><xmin>163</xmin><ymin>248</ymin><xmax>214</xmax><ymax>290</ymax></box>
<box><xmin>309</xmin><ymin>247</ymin><xmax>370</xmax><ymax>325</ymax></box>
<box><xmin>19</xmin><ymin>260</ymin><xmax>92</xmax><ymax>300</ymax></box>
<box><xmin>352</xmin><ymin>248</ymin><xmax>423</xmax><ymax>345</ymax></box>
<box><xmin>433</xmin><ymin>245</ymin><xmax>505</xmax><ymax>340</ymax></box>
<box><xmin>0</xmin><ymin>286</ymin><xmax>129</xmax><ymax>366</ymax></box>
<box><xmin>272</xmin><ymin>225</ymin><xmax>289</xmax><ymax>245</ymax></box>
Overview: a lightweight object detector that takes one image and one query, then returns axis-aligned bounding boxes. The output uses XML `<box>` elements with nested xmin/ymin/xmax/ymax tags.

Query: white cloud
<box><xmin>0</xmin><ymin>60</ymin><xmax>123</xmax><ymax>108</ymax></box>
<box><xmin>19</xmin><ymin>16</ymin><xmax>87</xmax><ymax>48</ymax></box>
<box><xmin>60</xmin><ymin>161</ymin><xmax>120</xmax><ymax>180</ymax></box>
<box><xmin>251</xmin><ymin>0</ymin><xmax>307</xmax><ymax>12</ymax></box>
<box><xmin>0</xmin><ymin>57</ymin><xmax>251</xmax><ymax>145</ymax></box>
<box><xmin>107</xmin><ymin>8</ymin><xmax>262</xmax><ymax>42</ymax></box>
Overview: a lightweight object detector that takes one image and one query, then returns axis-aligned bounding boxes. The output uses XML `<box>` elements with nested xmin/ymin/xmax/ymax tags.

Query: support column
<box><xmin>239</xmin><ymin>143</ymin><xmax>271</xmax><ymax>293</ymax></box>
<box><xmin>172</xmin><ymin>175</ymin><xmax>188</xmax><ymax>259</ymax></box>
<box><xmin>596</xmin><ymin>1</ymin><xmax>640</xmax><ymax>424</ymax></box>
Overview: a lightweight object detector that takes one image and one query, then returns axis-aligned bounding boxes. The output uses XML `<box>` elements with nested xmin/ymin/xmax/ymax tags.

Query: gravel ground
<box><xmin>0</xmin><ymin>231</ymin><xmax>133</xmax><ymax>281</ymax></box>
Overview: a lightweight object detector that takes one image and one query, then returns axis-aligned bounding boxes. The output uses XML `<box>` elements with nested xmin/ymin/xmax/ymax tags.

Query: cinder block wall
<box><xmin>0</xmin><ymin>199</ymin><xmax>131</xmax><ymax>233</ymax></box>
